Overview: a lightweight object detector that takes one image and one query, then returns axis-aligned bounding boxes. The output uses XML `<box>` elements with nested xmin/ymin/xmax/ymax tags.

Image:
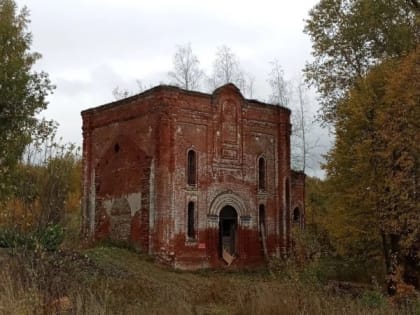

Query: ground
<box><xmin>1</xmin><ymin>246</ymin><xmax>419</xmax><ymax>314</ymax></box>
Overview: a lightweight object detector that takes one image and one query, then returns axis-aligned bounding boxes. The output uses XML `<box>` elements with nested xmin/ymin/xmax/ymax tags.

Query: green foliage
<box><xmin>303</xmin><ymin>178</ymin><xmax>391</xmax><ymax>284</ymax></box>
<box><xmin>305</xmin><ymin>0</ymin><xmax>419</xmax><ymax>290</ymax></box>
<box><xmin>323</xmin><ymin>51</ymin><xmax>420</xmax><ymax>290</ymax></box>
<box><xmin>0</xmin><ymin>224</ymin><xmax>64</xmax><ymax>251</ymax></box>
<box><xmin>304</xmin><ymin>0</ymin><xmax>419</xmax><ymax>123</ymax></box>
<box><xmin>35</xmin><ymin>224</ymin><xmax>65</xmax><ymax>251</ymax></box>
<box><xmin>0</xmin><ymin>228</ymin><xmax>35</xmax><ymax>249</ymax></box>
<box><xmin>37</xmin><ymin>145</ymin><xmax>80</xmax><ymax>228</ymax></box>
<box><xmin>360</xmin><ymin>290</ymin><xmax>387</xmax><ymax>309</ymax></box>
<box><xmin>0</xmin><ymin>132</ymin><xmax>81</xmax><ymax>231</ymax></box>
<box><xmin>0</xmin><ymin>0</ymin><xmax>54</xmax><ymax>200</ymax></box>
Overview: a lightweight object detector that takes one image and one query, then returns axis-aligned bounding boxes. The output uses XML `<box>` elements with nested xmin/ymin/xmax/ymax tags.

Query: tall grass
<box><xmin>0</xmin><ymin>246</ymin><xmax>419</xmax><ymax>315</ymax></box>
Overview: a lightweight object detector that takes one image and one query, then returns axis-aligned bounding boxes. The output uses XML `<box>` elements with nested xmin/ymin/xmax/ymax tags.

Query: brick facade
<box><xmin>81</xmin><ymin>83</ymin><xmax>305</xmax><ymax>269</ymax></box>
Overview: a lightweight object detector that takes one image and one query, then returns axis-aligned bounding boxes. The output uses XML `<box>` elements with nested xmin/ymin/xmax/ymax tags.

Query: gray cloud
<box><xmin>17</xmin><ymin>0</ymin><xmax>330</xmax><ymax>177</ymax></box>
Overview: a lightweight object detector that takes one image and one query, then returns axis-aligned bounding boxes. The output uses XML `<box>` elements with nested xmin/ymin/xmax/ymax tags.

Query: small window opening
<box><xmin>114</xmin><ymin>143</ymin><xmax>120</xmax><ymax>153</ymax></box>
<box><xmin>187</xmin><ymin>202</ymin><xmax>195</xmax><ymax>238</ymax></box>
<box><xmin>187</xmin><ymin>150</ymin><xmax>197</xmax><ymax>186</ymax></box>
<box><xmin>258</xmin><ymin>157</ymin><xmax>266</xmax><ymax>191</ymax></box>
<box><xmin>293</xmin><ymin>207</ymin><xmax>300</xmax><ymax>223</ymax></box>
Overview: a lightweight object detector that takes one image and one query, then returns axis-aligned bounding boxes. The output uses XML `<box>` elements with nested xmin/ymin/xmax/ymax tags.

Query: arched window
<box><xmin>187</xmin><ymin>201</ymin><xmax>195</xmax><ymax>238</ymax></box>
<box><xmin>293</xmin><ymin>207</ymin><xmax>301</xmax><ymax>223</ymax></box>
<box><xmin>187</xmin><ymin>150</ymin><xmax>197</xmax><ymax>186</ymax></box>
<box><xmin>258</xmin><ymin>157</ymin><xmax>266</xmax><ymax>191</ymax></box>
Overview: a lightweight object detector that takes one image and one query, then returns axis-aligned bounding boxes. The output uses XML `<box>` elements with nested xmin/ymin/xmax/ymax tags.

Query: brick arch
<box><xmin>208</xmin><ymin>191</ymin><xmax>249</xmax><ymax>218</ymax></box>
<box><xmin>292</xmin><ymin>201</ymin><xmax>303</xmax><ymax>213</ymax></box>
<box><xmin>95</xmin><ymin>135</ymin><xmax>151</xmax><ymax>197</ymax></box>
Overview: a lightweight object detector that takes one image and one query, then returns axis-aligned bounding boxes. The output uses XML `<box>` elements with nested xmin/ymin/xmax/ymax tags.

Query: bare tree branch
<box><xmin>268</xmin><ymin>60</ymin><xmax>289</xmax><ymax>107</ymax></box>
<box><xmin>168</xmin><ymin>43</ymin><xmax>203</xmax><ymax>90</ymax></box>
<box><xmin>209</xmin><ymin>45</ymin><xmax>244</xmax><ymax>90</ymax></box>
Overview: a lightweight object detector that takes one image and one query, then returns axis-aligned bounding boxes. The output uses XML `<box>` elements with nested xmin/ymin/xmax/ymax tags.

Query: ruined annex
<box><xmin>81</xmin><ymin>83</ymin><xmax>305</xmax><ymax>269</ymax></box>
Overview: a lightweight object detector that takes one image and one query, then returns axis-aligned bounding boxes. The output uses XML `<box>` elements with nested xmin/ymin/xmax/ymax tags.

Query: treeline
<box><xmin>304</xmin><ymin>0</ymin><xmax>419</xmax><ymax>295</ymax></box>
<box><xmin>112</xmin><ymin>44</ymin><xmax>288</xmax><ymax>104</ymax></box>
<box><xmin>0</xmin><ymin>0</ymin><xmax>80</xmax><ymax>248</ymax></box>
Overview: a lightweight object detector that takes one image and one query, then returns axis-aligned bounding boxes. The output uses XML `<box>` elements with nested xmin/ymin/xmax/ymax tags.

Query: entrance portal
<box><xmin>219</xmin><ymin>206</ymin><xmax>238</xmax><ymax>256</ymax></box>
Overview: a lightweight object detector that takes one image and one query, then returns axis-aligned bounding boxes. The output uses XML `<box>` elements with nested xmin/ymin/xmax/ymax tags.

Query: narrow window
<box><xmin>258</xmin><ymin>157</ymin><xmax>266</xmax><ymax>191</ymax></box>
<box><xmin>187</xmin><ymin>150</ymin><xmax>197</xmax><ymax>186</ymax></box>
<box><xmin>293</xmin><ymin>207</ymin><xmax>300</xmax><ymax>223</ymax></box>
<box><xmin>187</xmin><ymin>202</ymin><xmax>195</xmax><ymax>238</ymax></box>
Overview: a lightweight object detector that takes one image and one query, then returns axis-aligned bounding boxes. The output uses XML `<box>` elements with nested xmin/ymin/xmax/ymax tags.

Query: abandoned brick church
<box><xmin>81</xmin><ymin>83</ymin><xmax>305</xmax><ymax>269</ymax></box>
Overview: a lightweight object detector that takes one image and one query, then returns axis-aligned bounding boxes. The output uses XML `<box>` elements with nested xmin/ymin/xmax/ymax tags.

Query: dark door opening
<box><xmin>219</xmin><ymin>206</ymin><xmax>238</xmax><ymax>256</ymax></box>
<box><xmin>293</xmin><ymin>207</ymin><xmax>301</xmax><ymax>224</ymax></box>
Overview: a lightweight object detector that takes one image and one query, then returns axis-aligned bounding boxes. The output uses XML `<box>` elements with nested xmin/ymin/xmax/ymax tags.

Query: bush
<box><xmin>35</xmin><ymin>224</ymin><xmax>65</xmax><ymax>251</ymax></box>
<box><xmin>360</xmin><ymin>290</ymin><xmax>387</xmax><ymax>309</ymax></box>
<box><xmin>0</xmin><ymin>224</ymin><xmax>64</xmax><ymax>251</ymax></box>
<box><xmin>0</xmin><ymin>228</ymin><xmax>36</xmax><ymax>249</ymax></box>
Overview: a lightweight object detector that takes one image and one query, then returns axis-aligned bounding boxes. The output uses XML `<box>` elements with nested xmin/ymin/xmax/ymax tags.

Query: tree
<box><xmin>267</xmin><ymin>63</ymin><xmax>319</xmax><ymax>172</ymax></box>
<box><xmin>112</xmin><ymin>80</ymin><xmax>147</xmax><ymax>100</ymax></box>
<box><xmin>267</xmin><ymin>59</ymin><xmax>289</xmax><ymax>107</ymax></box>
<box><xmin>245</xmin><ymin>74</ymin><xmax>255</xmax><ymax>99</ymax></box>
<box><xmin>305</xmin><ymin>0</ymin><xmax>420</xmax><ymax>292</ymax></box>
<box><xmin>168</xmin><ymin>43</ymin><xmax>203</xmax><ymax>90</ymax></box>
<box><xmin>324</xmin><ymin>50</ymin><xmax>420</xmax><ymax>292</ymax></box>
<box><xmin>209</xmin><ymin>45</ymin><xmax>244</xmax><ymax>89</ymax></box>
<box><xmin>290</xmin><ymin>80</ymin><xmax>319</xmax><ymax>173</ymax></box>
<box><xmin>0</xmin><ymin>0</ymin><xmax>54</xmax><ymax>200</ymax></box>
<box><xmin>236</xmin><ymin>71</ymin><xmax>255</xmax><ymax>99</ymax></box>
<box><xmin>2</xmin><ymin>130</ymin><xmax>81</xmax><ymax>230</ymax></box>
<box><xmin>304</xmin><ymin>0</ymin><xmax>419</xmax><ymax>124</ymax></box>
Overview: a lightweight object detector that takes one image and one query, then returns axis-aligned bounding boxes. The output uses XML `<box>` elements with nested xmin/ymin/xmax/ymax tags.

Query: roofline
<box><xmin>291</xmin><ymin>169</ymin><xmax>307</xmax><ymax>176</ymax></box>
<box><xmin>246</xmin><ymin>98</ymin><xmax>290</xmax><ymax>113</ymax></box>
<box><xmin>81</xmin><ymin>84</ymin><xmax>290</xmax><ymax>115</ymax></box>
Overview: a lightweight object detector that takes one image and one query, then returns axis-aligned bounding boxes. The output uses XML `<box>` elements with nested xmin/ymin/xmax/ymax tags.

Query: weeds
<box><xmin>1</xmin><ymin>245</ymin><xmax>418</xmax><ymax>315</ymax></box>
<box><xmin>0</xmin><ymin>224</ymin><xmax>64</xmax><ymax>251</ymax></box>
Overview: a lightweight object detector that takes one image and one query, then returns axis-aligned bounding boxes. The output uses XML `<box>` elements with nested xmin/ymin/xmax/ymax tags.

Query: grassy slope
<box><xmin>80</xmin><ymin>247</ymin><xmax>416</xmax><ymax>315</ymax></box>
<box><xmin>0</xmin><ymin>246</ymin><xmax>418</xmax><ymax>314</ymax></box>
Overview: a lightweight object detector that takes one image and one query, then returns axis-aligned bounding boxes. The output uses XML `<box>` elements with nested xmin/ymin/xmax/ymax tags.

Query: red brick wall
<box><xmin>81</xmin><ymin>84</ymin><xmax>304</xmax><ymax>269</ymax></box>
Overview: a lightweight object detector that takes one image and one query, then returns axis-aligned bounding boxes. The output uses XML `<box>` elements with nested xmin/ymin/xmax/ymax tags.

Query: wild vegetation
<box><xmin>1</xmin><ymin>244</ymin><xmax>419</xmax><ymax>315</ymax></box>
<box><xmin>304</xmin><ymin>0</ymin><xmax>420</xmax><ymax>294</ymax></box>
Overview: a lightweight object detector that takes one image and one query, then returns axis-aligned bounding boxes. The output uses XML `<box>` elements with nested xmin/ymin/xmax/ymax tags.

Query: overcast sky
<box><xmin>16</xmin><ymin>0</ymin><xmax>331</xmax><ymax>177</ymax></box>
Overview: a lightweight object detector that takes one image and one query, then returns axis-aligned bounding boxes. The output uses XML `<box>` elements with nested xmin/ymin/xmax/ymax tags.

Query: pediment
<box><xmin>212</xmin><ymin>83</ymin><xmax>244</xmax><ymax>103</ymax></box>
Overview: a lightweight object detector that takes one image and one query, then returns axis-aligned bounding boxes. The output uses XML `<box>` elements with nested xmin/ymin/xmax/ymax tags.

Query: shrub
<box><xmin>0</xmin><ymin>224</ymin><xmax>64</xmax><ymax>251</ymax></box>
<box><xmin>35</xmin><ymin>224</ymin><xmax>65</xmax><ymax>251</ymax></box>
<box><xmin>0</xmin><ymin>228</ymin><xmax>35</xmax><ymax>249</ymax></box>
<box><xmin>360</xmin><ymin>290</ymin><xmax>387</xmax><ymax>309</ymax></box>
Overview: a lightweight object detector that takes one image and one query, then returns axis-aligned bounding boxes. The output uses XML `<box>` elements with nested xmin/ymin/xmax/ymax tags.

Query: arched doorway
<box><xmin>219</xmin><ymin>206</ymin><xmax>238</xmax><ymax>256</ymax></box>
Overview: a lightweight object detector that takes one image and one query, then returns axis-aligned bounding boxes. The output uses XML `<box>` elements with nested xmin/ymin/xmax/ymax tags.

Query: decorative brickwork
<box><xmin>81</xmin><ymin>83</ymin><xmax>305</xmax><ymax>269</ymax></box>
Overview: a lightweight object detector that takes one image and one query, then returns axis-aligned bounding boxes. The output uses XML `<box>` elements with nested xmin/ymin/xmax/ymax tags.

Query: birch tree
<box><xmin>267</xmin><ymin>60</ymin><xmax>289</xmax><ymax>107</ymax></box>
<box><xmin>168</xmin><ymin>43</ymin><xmax>203</xmax><ymax>90</ymax></box>
<box><xmin>290</xmin><ymin>80</ymin><xmax>319</xmax><ymax>173</ymax></box>
<box><xmin>209</xmin><ymin>45</ymin><xmax>243</xmax><ymax>89</ymax></box>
